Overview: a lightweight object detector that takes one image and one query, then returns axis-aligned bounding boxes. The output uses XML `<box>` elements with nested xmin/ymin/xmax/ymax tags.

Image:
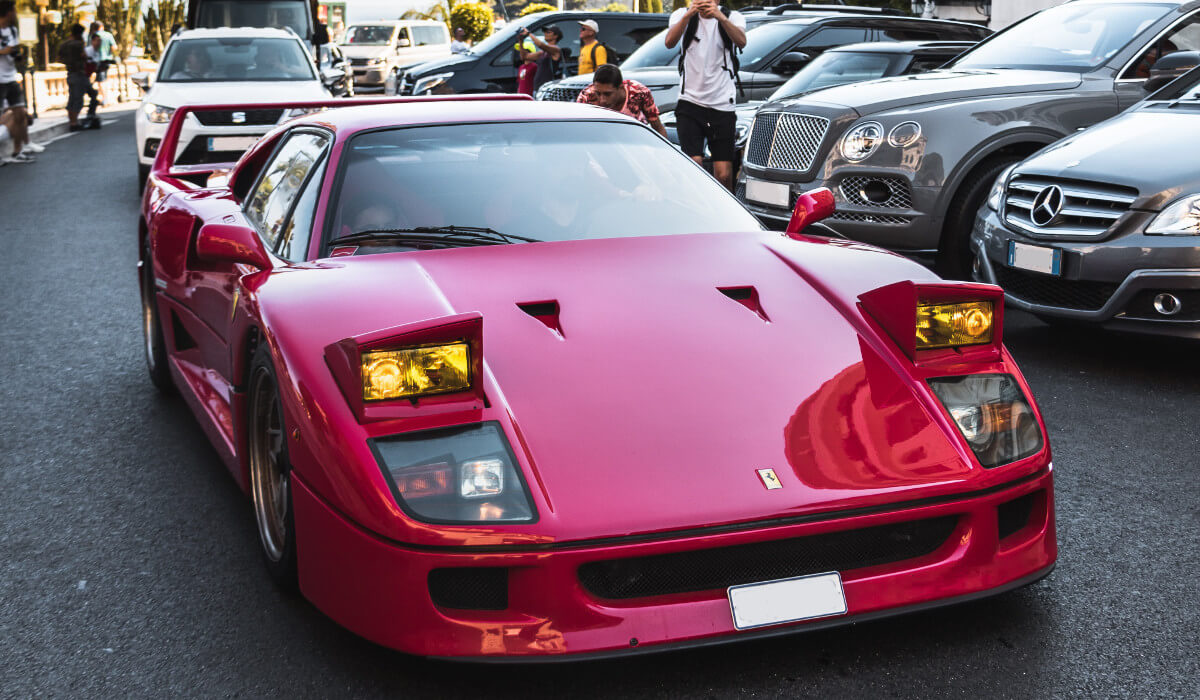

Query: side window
<box><xmin>244</xmin><ymin>132</ymin><xmax>331</xmax><ymax>251</ymax></box>
<box><xmin>906</xmin><ymin>55</ymin><xmax>953</xmax><ymax>74</ymax></box>
<box><xmin>414</xmin><ymin>26</ymin><xmax>445</xmax><ymax>46</ymax></box>
<box><xmin>795</xmin><ymin>26</ymin><xmax>871</xmax><ymax>58</ymax></box>
<box><xmin>876</xmin><ymin>24</ymin><xmax>941</xmax><ymax>42</ymax></box>
<box><xmin>276</xmin><ymin>157</ymin><xmax>327</xmax><ymax>261</ymax></box>
<box><xmin>1123</xmin><ymin>14</ymin><xmax>1200</xmax><ymax>79</ymax></box>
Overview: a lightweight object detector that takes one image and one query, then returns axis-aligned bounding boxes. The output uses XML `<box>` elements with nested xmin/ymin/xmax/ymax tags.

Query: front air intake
<box><xmin>428</xmin><ymin>568</ymin><xmax>509</xmax><ymax>610</ymax></box>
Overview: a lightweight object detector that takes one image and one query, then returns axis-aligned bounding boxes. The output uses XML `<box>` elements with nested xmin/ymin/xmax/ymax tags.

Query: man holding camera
<box><xmin>0</xmin><ymin>0</ymin><xmax>33</xmax><ymax>163</ymax></box>
<box><xmin>518</xmin><ymin>25</ymin><xmax>563</xmax><ymax>94</ymax></box>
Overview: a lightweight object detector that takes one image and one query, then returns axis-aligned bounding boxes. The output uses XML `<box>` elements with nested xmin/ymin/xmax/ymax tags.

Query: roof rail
<box><xmin>766</xmin><ymin>3</ymin><xmax>907</xmax><ymax>16</ymax></box>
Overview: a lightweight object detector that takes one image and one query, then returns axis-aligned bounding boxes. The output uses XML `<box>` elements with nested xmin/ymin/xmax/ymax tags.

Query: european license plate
<box><xmin>728</xmin><ymin>571</ymin><xmax>847</xmax><ymax>630</ymax></box>
<box><xmin>207</xmin><ymin>136</ymin><xmax>259</xmax><ymax>152</ymax></box>
<box><xmin>1008</xmin><ymin>241</ymin><xmax>1062</xmax><ymax>276</ymax></box>
<box><xmin>745</xmin><ymin>178</ymin><xmax>791</xmax><ymax>208</ymax></box>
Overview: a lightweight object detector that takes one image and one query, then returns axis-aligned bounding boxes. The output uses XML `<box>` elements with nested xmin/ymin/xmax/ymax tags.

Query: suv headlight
<box><xmin>987</xmin><ymin>165</ymin><xmax>1017</xmax><ymax>212</ymax></box>
<box><xmin>840</xmin><ymin>121</ymin><xmax>884</xmax><ymax>162</ymax></box>
<box><xmin>372</xmin><ymin>422</ymin><xmax>535</xmax><ymax>523</ymax></box>
<box><xmin>142</xmin><ymin>103</ymin><xmax>176</xmax><ymax>124</ymax></box>
<box><xmin>928</xmin><ymin>374</ymin><xmax>1043</xmax><ymax>468</ymax></box>
<box><xmin>283</xmin><ymin>106</ymin><xmax>327</xmax><ymax>120</ymax></box>
<box><xmin>1146</xmin><ymin>194</ymin><xmax>1200</xmax><ymax>235</ymax></box>
<box><xmin>367</xmin><ymin>56</ymin><xmax>386</xmax><ymax>66</ymax></box>
<box><xmin>412</xmin><ymin>72</ymin><xmax>454</xmax><ymax>95</ymax></box>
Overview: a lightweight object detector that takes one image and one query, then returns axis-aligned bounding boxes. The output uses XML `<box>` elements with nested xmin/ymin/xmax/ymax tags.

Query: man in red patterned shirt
<box><xmin>576</xmin><ymin>64</ymin><xmax>667</xmax><ymax>139</ymax></box>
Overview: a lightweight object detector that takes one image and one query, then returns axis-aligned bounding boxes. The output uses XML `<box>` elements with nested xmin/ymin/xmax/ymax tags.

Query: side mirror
<box><xmin>196</xmin><ymin>223</ymin><xmax>273</xmax><ymax>270</ymax></box>
<box><xmin>1145</xmin><ymin>50</ymin><xmax>1200</xmax><ymax>92</ymax></box>
<box><xmin>132</xmin><ymin>71</ymin><xmax>153</xmax><ymax>91</ymax></box>
<box><xmin>397</xmin><ymin>38</ymin><xmax>411</xmax><ymax>49</ymax></box>
<box><xmin>773</xmin><ymin>51</ymin><xmax>811</xmax><ymax>75</ymax></box>
<box><xmin>785</xmin><ymin>187</ymin><xmax>836</xmax><ymax>238</ymax></box>
<box><xmin>321</xmin><ymin>67</ymin><xmax>346</xmax><ymax>86</ymax></box>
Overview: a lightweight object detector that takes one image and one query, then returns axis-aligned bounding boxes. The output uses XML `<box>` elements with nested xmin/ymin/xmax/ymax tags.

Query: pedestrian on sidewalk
<box><xmin>577</xmin><ymin>64</ymin><xmax>668</xmax><ymax>139</ymax></box>
<box><xmin>664</xmin><ymin>0</ymin><xmax>746</xmax><ymax>191</ymax></box>
<box><xmin>87</xmin><ymin>21</ymin><xmax>116</xmax><ymax>106</ymax></box>
<box><xmin>576</xmin><ymin>20</ymin><xmax>607</xmax><ymax>76</ymax></box>
<box><xmin>59</xmin><ymin>24</ymin><xmax>99</xmax><ymax>132</ymax></box>
<box><xmin>0</xmin><ymin>0</ymin><xmax>34</xmax><ymax>163</ymax></box>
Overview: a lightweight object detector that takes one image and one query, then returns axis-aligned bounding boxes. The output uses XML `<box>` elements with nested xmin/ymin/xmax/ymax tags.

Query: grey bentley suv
<box><xmin>972</xmin><ymin>63</ymin><xmax>1200</xmax><ymax>339</ymax></box>
<box><xmin>737</xmin><ymin>0</ymin><xmax>1200</xmax><ymax>276</ymax></box>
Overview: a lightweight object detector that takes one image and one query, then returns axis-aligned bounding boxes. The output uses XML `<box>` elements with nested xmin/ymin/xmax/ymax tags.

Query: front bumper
<box><xmin>352</xmin><ymin>66</ymin><xmax>387</xmax><ymax>87</ymax></box>
<box><xmin>972</xmin><ymin>206</ymin><xmax>1200</xmax><ymax>338</ymax></box>
<box><xmin>737</xmin><ymin>169</ymin><xmax>943</xmax><ymax>254</ymax></box>
<box><xmin>136</xmin><ymin>111</ymin><xmax>285</xmax><ymax>167</ymax></box>
<box><xmin>294</xmin><ymin>465</ymin><xmax>1056</xmax><ymax>659</ymax></box>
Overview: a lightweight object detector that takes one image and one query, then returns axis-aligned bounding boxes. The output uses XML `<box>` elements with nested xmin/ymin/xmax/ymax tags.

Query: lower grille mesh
<box><xmin>994</xmin><ymin>266</ymin><xmax>1118</xmax><ymax>311</ymax></box>
<box><xmin>578</xmin><ymin>516</ymin><xmax>957</xmax><ymax>600</ymax></box>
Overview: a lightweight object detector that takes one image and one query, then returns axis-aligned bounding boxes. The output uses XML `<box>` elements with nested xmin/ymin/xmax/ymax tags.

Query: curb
<box><xmin>28</xmin><ymin>103</ymin><xmax>140</xmax><ymax>143</ymax></box>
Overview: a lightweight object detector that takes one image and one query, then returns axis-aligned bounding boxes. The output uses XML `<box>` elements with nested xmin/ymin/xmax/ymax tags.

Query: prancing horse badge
<box><xmin>757</xmin><ymin>468</ymin><xmax>783</xmax><ymax>490</ymax></box>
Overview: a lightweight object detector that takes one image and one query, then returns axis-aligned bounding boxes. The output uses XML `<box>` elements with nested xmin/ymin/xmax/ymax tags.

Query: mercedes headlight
<box><xmin>142</xmin><ymin>103</ymin><xmax>176</xmax><ymax>124</ymax></box>
<box><xmin>1146</xmin><ymin>194</ymin><xmax>1200</xmax><ymax>235</ymax></box>
<box><xmin>987</xmin><ymin>165</ymin><xmax>1017</xmax><ymax>212</ymax></box>
<box><xmin>412</xmin><ymin>72</ymin><xmax>454</xmax><ymax>95</ymax></box>
<box><xmin>840</xmin><ymin>121</ymin><xmax>884</xmax><ymax>162</ymax></box>
<box><xmin>372</xmin><ymin>422</ymin><xmax>535</xmax><ymax>523</ymax></box>
<box><xmin>928</xmin><ymin>374</ymin><xmax>1043</xmax><ymax>468</ymax></box>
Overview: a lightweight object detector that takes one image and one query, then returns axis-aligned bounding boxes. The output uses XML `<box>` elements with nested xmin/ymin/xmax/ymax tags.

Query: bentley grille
<box><xmin>745</xmin><ymin>111</ymin><xmax>830</xmax><ymax>172</ymax></box>
<box><xmin>538</xmin><ymin>85</ymin><xmax>584</xmax><ymax>102</ymax></box>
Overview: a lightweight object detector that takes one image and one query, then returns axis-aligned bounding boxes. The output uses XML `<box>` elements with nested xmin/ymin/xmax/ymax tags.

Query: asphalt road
<box><xmin>1</xmin><ymin>113</ymin><xmax>1197</xmax><ymax>698</ymax></box>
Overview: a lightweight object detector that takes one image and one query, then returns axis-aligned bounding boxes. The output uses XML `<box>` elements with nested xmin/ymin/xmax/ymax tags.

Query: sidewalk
<box><xmin>28</xmin><ymin>100</ymin><xmax>140</xmax><ymax>144</ymax></box>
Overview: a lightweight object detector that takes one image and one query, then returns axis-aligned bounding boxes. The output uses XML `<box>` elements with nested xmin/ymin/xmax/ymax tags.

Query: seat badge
<box><xmin>232</xmin><ymin>111</ymin><xmax>247</xmax><ymax>124</ymax></box>
<box><xmin>757</xmin><ymin>468</ymin><xmax>783</xmax><ymax>490</ymax></box>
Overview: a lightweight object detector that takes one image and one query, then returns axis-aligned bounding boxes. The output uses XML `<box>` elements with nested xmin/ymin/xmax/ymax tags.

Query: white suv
<box><xmin>135</xmin><ymin>27</ymin><xmax>332</xmax><ymax>189</ymax></box>
<box><xmin>339</xmin><ymin>20</ymin><xmax>451</xmax><ymax>91</ymax></box>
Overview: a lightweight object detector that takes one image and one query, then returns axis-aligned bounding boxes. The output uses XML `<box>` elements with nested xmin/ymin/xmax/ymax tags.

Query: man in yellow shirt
<box><xmin>577</xmin><ymin>20</ymin><xmax>607</xmax><ymax>75</ymax></box>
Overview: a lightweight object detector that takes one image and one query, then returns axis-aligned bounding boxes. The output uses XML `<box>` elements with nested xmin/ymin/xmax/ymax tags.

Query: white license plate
<box><xmin>728</xmin><ymin>571</ymin><xmax>847</xmax><ymax>630</ymax></box>
<box><xmin>1008</xmin><ymin>241</ymin><xmax>1062</xmax><ymax>276</ymax></box>
<box><xmin>207</xmin><ymin>136</ymin><xmax>259</xmax><ymax>152</ymax></box>
<box><xmin>745</xmin><ymin>179</ymin><xmax>791</xmax><ymax>208</ymax></box>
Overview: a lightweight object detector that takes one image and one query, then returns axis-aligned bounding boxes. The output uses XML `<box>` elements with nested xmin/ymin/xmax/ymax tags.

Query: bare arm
<box><xmin>528</xmin><ymin>34</ymin><xmax>561</xmax><ymax>61</ymax></box>
<box><xmin>664</xmin><ymin>3</ymin><xmax>703</xmax><ymax>49</ymax></box>
<box><xmin>648</xmin><ymin>117</ymin><xmax>668</xmax><ymax>139</ymax></box>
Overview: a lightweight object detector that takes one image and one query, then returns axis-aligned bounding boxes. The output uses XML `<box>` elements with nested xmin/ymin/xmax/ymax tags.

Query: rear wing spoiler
<box><xmin>150</xmin><ymin>95</ymin><xmax>532</xmax><ymax>187</ymax></box>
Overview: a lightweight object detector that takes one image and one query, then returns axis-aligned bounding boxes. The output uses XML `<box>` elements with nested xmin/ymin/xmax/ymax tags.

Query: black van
<box><xmin>188</xmin><ymin>0</ymin><xmax>320</xmax><ymax>44</ymax></box>
<box><xmin>399</xmin><ymin>12</ymin><xmax>668</xmax><ymax>96</ymax></box>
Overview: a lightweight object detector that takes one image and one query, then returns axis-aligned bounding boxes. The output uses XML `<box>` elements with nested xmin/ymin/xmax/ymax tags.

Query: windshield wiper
<box><xmin>328</xmin><ymin>226</ymin><xmax>540</xmax><ymax>248</ymax></box>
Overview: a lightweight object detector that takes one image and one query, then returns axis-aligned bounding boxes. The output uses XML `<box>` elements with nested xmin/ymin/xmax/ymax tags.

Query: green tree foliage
<box><xmin>641</xmin><ymin>0</ymin><xmax>664</xmax><ymax>12</ymax></box>
<box><xmin>96</xmin><ymin>0</ymin><xmax>138</xmax><ymax>60</ymax></box>
<box><xmin>449</xmin><ymin>2</ymin><xmax>494</xmax><ymax>44</ymax></box>
<box><xmin>602</xmin><ymin>2</ymin><xmax>630</xmax><ymax>11</ymax></box>
<box><xmin>38</xmin><ymin>0</ymin><xmax>82</xmax><ymax>70</ymax></box>
<box><xmin>141</xmin><ymin>0</ymin><xmax>186</xmax><ymax>60</ymax></box>
<box><xmin>518</xmin><ymin>3</ymin><xmax>556</xmax><ymax>16</ymax></box>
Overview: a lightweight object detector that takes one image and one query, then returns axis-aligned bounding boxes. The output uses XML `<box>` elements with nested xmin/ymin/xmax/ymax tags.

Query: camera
<box><xmin>12</xmin><ymin>43</ymin><xmax>28</xmax><ymax>73</ymax></box>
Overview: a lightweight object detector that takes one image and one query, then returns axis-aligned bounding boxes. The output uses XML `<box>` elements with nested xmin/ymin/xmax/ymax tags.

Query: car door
<box><xmin>748</xmin><ymin>25</ymin><xmax>871</xmax><ymax>99</ymax></box>
<box><xmin>1115</xmin><ymin>11</ymin><xmax>1200</xmax><ymax>109</ymax></box>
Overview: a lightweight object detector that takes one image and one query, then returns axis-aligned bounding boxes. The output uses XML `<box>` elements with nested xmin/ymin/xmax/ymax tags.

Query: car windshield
<box><xmin>328</xmin><ymin>120</ymin><xmax>763</xmax><ymax>252</ymax></box>
<box><xmin>952</xmin><ymin>2</ymin><xmax>1171</xmax><ymax>72</ymax></box>
<box><xmin>159</xmin><ymin>37</ymin><xmax>315</xmax><ymax>82</ymax></box>
<box><xmin>770</xmin><ymin>50</ymin><xmax>903</xmax><ymax>100</ymax></box>
<box><xmin>344</xmin><ymin>25</ymin><xmax>394</xmax><ymax>45</ymax></box>
<box><xmin>622</xmin><ymin>28</ymin><xmax>679</xmax><ymax>69</ymax></box>
<box><xmin>194</xmin><ymin>1</ymin><xmax>311</xmax><ymax>38</ymax></box>
<box><xmin>467</xmin><ymin>16</ymin><xmax>539</xmax><ymax>56</ymax></box>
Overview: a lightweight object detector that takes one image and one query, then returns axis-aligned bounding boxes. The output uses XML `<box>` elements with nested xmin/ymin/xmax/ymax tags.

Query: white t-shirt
<box><xmin>0</xmin><ymin>26</ymin><xmax>20</xmax><ymax>84</ymax></box>
<box><xmin>669</xmin><ymin>8</ymin><xmax>745</xmax><ymax>111</ymax></box>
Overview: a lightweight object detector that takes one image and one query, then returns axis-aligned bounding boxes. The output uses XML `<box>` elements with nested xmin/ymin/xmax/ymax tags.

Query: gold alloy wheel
<box><xmin>249</xmin><ymin>366</ymin><xmax>289</xmax><ymax>562</ymax></box>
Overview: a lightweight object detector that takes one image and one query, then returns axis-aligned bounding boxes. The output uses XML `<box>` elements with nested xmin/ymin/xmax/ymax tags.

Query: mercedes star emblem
<box><xmin>1030</xmin><ymin>185</ymin><xmax>1065</xmax><ymax>227</ymax></box>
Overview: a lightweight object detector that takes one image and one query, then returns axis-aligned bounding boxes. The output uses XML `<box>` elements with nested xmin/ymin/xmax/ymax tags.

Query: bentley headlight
<box><xmin>735</xmin><ymin>121</ymin><xmax>750</xmax><ymax>148</ymax></box>
<box><xmin>840</xmin><ymin>121</ymin><xmax>884</xmax><ymax>162</ymax></box>
<box><xmin>534</xmin><ymin>82</ymin><xmax>552</xmax><ymax>100</ymax></box>
<box><xmin>887</xmin><ymin>121</ymin><xmax>921</xmax><ymax>147</ymax></box>
<box><xmin>142</xmin><ymin>103</ymin><xmax>176</xmax><ymax>124</ymax></box>
<box><xmin>372</xmin><ymin>422</ymin><xmax>535</xmax><ymax>523</ymax></box>
<box><xmin>928</xmin><ymin>374</ymin><xmax>1043</xmax><ymax>468</ymax></box>
<box><xmin>987</xmin><ymin>165</ymin><xmax>1016</xmax><ymax>212</ymax></box>
<box><xmin>1146</xmin><ymin>194</ymin><xmax>1200</xmax><ymax>235</ymax></box>
<box><xmin>412</xmin><ymin>72</ymin><xmax>454</xmax><ymax>95</ymax></box>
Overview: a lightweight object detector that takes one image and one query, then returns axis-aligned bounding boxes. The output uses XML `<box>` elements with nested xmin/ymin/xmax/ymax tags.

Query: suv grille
<box><xmin>578</xmin><ymin>515</ymin><xmax>957</xmax><ymax>600</ymax></box>
<box><xmin>1004</xmin><ymin>176</ymin><xmax>1137</xmax><ymax>238</ymax></box>
<box><xmin>349</xmin><ymin>57</ymin><xmax>371</xmax><ymax>67</ymax></box>
<box><xmin>539</xmin><ymin>85</ymin><xmax>583</xmax><ymax>102</ymax></box>
<box><xmin>746</xmin><ymin>112</ymin><xmax>830</xmax><ymax>172</ymax></box>
<box><xmin>193</xmin><ymin>109</ymin><xmax>283</xmax><ymax>127</ymax></box>
<box><xmin>993</xmin><ymin>266</ymin><xmax>1119</xmax><ymax>311</ymax></box>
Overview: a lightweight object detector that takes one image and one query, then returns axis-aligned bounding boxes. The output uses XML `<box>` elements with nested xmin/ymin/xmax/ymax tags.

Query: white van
<box><xmin>339</xmin><ymin>20</ymin><xmax>451</xmax><ymax>90</ymax></box>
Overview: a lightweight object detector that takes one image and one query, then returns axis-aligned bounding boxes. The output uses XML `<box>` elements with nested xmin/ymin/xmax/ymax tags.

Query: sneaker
<box><xmin>6</xmin><ymin>151</ymin><xmax>36</xmax><ymax>164</ymax></box>
<box><xmin>22</xmin><ymin>142</ymin><xmax>45</xmax><ymax>153</ymax></box>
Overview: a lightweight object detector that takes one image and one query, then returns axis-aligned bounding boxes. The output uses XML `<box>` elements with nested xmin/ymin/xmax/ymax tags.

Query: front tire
<box><xmin>140</xmin><ymin>245</ymin><xmax>174</xmax><ymax>393</ymax></box>
<box><xmin>937</xmin><ymin>157</ymin><xmax>1020</xmax><ymax>280</ymax></box>
<box><xmin>137</xmin><ymin>163</ymin><xmax>150</xmax><ymax>193</ymax></box>
<box><xmin>248</xmin><ymin>343</ymin><xmax>299</xmax><ymax>590</ymax></box>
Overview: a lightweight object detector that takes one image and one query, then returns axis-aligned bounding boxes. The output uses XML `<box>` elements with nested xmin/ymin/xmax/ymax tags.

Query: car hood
<box><xmin>407</xmin><ymin>53</ymin><xmax>477</xmax><ymax>77</ymax></box>
<box><xmin>146</xmin><ymin>80</ymin><xmax>328</xmax><ymax>108</ymax></box>
<box><xmin>339</xmin><ymin>45</ymin><xmax>390</xmax><ymax>60</ymax></box>
<box><xmin>277</xmin><ymin>232</ymin><xmax>987</xmax><ymax>542</ymax></box>
<box><xmin>1013</xmin><ymin>107</ymin><xmax>1200</xmax><ymax>209</ymax></box>
<box><xmin>792</xmin><ymin>68</ymin><xmax>1083</xmax><ymax>116</ymax></box>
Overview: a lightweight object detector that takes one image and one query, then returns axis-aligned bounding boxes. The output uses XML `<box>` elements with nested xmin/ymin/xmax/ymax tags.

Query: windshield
<box><xmin>770</xmin><ymin>50</ymin><xmax>902</xmax><ymax>100</ymax></box>
<box><xmin>328</xmin><ymin>121</ymin><xmax>763</xmax><ymax>252</ymax></box>
<box><xmin>194</xmin><ymin>1</ymin><xmax>311</xmax><ymax>38</ymax></box>
<box><xmin>622</xmin><ymin>28</ymin><xmax>680</xmax><ymax>69</ymax></box>
<box><xmin>468</xmin><ymin>16</ymin><xmax>539</xmax><ymax>57</ymax></box>
<box><xmin>344</xmin><ymin>25</ymin><xmax>394</xmax><ymax>46</ymax></box>
<box><xmin>740</xmin><ymin>23</ymin><xmax>812</xmax><ymax>70</ymax></box>
<box><xmin>159</xmin><ymin>38</ymin><xmax>316</xmax><ymax>82</ymax></box>
<box><xmin>953</xmin><ymin>3</ymin><xmax>1171</xmax><ymax>72</ymax></box>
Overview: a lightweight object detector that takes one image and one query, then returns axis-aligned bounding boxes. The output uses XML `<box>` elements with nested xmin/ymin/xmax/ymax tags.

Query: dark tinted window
<box><xmin>594</xmin><ymin>18</ymin><xmax>669</xmax><ymax>59</ymax></box>
<box><xmin>795</xmin><ymin>26</ymin><xmax>871</xmax><ymax>54</ymax></box>
<box><xmin>906</xmin><ymin>54</ymin><xmax>956</xmax><ymax>73</ymax></box>
<box><xmin>195</xmin><ymin>0</ymin><xmax>312</xmax><ymax>37</ymax></box>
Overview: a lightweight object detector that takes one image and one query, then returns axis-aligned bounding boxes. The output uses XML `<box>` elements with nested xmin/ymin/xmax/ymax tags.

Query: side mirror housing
<box><xmin>773</xmin><ymin>51</ymin><xmax>810</xmax><ymax>74</ymax></box>
<box><xmin>397</xmin><ymin>38</ymin><xmax>411</xmax><ymax>49</ymax></box>
<box><xmin>321</xmin><ymin>67</ymin><xmax>346</xmax><ymax>86</ymax></box>
<box><xmin>132</xmin><ymin>71</ymin><xmax>153</xmax><ymax>92</ymax></box>
<box><xmin>196</xmin><ymin>223</ymin><xmax>273</xmax><ymax>270</ymax></box>
<box><xmin>1145</xmin><ymin>50</ymin><xmax>1200</xmax><ymax>91</ymax></box>
<box><xmin>785</xmin><ymin>187</ymin><xmax>836</xmax><ymax>239</ymax></box>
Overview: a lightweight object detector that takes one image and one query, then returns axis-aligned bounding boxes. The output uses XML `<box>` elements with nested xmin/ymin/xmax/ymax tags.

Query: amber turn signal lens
<box><xmin>915</xmin><ymin>301</ymin><xmax>994</xmax><ymax>350</ymax></box>
<box><xmin>362</xmin><ymin>342</ymin><xmax>471</xmax><ymax>401</ymax></box>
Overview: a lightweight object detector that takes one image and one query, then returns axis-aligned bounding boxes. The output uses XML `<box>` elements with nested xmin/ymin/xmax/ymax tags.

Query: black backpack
<box><xmin>583</xmin><ymin>40</ymin><xmax>618</xmax><ymax>69</ymax></box>
<box><xmin>678</xmin><ymin>8</ymin><xmax>743</xmax><ymax>98</ymax></box>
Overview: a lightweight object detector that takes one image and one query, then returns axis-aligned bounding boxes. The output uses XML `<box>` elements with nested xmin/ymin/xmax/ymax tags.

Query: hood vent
<box><xmin>718</xmin><ymin>286</ymin><xmax>770</xmax><ymax>323</ymax></box>
<box><xmin>518</xmin><ymin>301</ymin><xmax>564</xmax><ymax>339</ymax></box>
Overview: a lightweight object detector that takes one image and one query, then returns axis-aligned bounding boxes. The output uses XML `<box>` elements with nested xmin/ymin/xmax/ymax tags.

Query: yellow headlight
<box><xmin>915</xmin><ymin>301</ymin><xmax>994</xmax><ymax>350</ymax></box>
<box><xmin>361</xmin><ymin>342</ymin><xmax>471</xmax><ymax>401</ymax></box>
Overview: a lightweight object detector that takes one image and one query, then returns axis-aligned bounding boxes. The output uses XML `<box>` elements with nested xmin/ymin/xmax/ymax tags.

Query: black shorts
<box><xmin>1</xmin><ymin>81</ymin><xmax>26</xmax><ymax>109</ymax></box>
<box><xmin>675</xmin><ymin>99</ymin><xmax>737</xmax><ymax>162</ymax></box>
